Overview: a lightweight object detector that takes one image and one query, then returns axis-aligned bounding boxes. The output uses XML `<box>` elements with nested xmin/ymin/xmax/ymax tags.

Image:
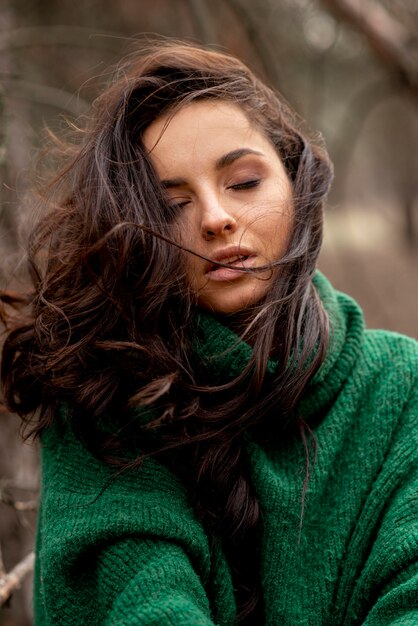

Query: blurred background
<box><xmin>0</xmin><ymin>1</ymin><xmax>417</xmax><ymax>624</ymax></box>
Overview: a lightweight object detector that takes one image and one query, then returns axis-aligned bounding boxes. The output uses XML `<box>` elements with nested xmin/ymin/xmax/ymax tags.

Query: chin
<box><xmin>198</xmin><ymin>283</ymin><xmax>268</xmax><ymax>315</ymax></box>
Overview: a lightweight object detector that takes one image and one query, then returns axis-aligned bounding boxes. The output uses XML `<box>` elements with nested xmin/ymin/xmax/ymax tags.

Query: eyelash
<box><xmin>228</xmin><ymin>179</ymin><xmax>261</xmax><ymax>191</ymax></box>
<box><xmin>169</xmin><ymin>179</ymin><xmax>261</xmax><ymax>209</ymax></box>
<box><xmin>169</xmin><ymin>200</ymin><xmax>190</xmax><ymax>210</ymax></box>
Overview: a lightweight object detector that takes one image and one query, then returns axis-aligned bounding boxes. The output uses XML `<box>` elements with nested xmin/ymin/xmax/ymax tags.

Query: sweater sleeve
<box><xmin>354</xmin><ymin>379</ymin><xmax>418</xmax><ymax>626</ymax></box>
<box><xmin>100</xmin><ymin>537</ymin><xmax>215</xmax><ymax>625</ymax></box>
<box><xmin>35</xmin><ymin>421</ymin><xmax>236</xmax><ymax>626</ymax></box>
<box><xmin>360</xmin><ymin>479</ymin><xmax>418</xmax><ymax>624</ymax></box>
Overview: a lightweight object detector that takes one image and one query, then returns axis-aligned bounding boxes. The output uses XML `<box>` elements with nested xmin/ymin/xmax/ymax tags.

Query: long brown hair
<box><xmin>1</xmin><ymin>40</ymin><xmax>332</xmax><ymax>623</ymax></box>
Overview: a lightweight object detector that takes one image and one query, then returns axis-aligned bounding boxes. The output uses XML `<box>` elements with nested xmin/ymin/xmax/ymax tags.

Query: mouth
<box><xmin>209</xmin><ymin>254</ymin><xmax>251</xmax><ymax>271</ymax></box>
<box><xmin>204</xmin><ymin>247</ymin><xmax>256</xmax><ymax>281</ymax></box>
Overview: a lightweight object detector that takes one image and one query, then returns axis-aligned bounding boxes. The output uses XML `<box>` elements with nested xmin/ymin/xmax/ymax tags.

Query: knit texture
<box><xmin>34</xmin><ymin>273</ymin><xmax>418</xmax><ymax>625</ymax></box>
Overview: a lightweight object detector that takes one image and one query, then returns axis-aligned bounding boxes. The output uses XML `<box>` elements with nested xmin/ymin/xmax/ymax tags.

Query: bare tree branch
<box><xmin>0</xmin><ymin>495</ymin><xmax>38</xmax><ymax>511</ymax></box>
<box><xmin>0</xmin><ymin>551</ymin><xmax>35</xmax><ymax>606</ymax></box>
<box><xmin>1</xmin><ymin>78</ymin><xmax>89</xmax><ymax>115</ymax></box>
<box><xmin>0</xmin><ymin>479</ymin><xmax>38</xmax><ymax>512</ymax></box>
<box><xmin>223</xmin><ymin>0</ymin><xmax>284</xmax><ymax>89</ymax></box>
<box><xmin>0</xmin><ymin>479</ymin><xmax>38</xmax><ymax>492</ymax></box>
<box><xmin>320</xmin><ymin>0</ymin><xmax>418</xmax><ymax>101</ymax></box>
<box><xmin>0</xmin><ymin>545</ymin><xmax>5</xmax><ymax>579</ymax></box>
<box><xmin>0</xmin><ymin>26</ymin><xmax>122</xmax><ymax>53</ymax></box>
<box><xmin>184</xmin><ymin>0</ymin><xmax>218</xmax><ymax>43</ymax></box>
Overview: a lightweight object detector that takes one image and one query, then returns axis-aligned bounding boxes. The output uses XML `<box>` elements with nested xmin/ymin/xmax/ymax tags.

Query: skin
<box><xmin>143</xmin><ymin>100</ymin><xmax>294</xmax><ymax>314</ymax></box>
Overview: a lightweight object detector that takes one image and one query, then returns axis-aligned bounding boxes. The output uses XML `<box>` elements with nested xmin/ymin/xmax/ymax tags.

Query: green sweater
<box><xmin>35</xmin><ymin>273</ymin><xmax>418</xmax><ymax>625</ymax></box>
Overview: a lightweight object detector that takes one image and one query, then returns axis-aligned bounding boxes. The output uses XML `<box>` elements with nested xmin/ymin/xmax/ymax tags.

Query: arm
<box><xmin>356</xmin><ymin>380</ymin><xmax>418</xmax><ymax>625</ymax></box>
<box><xmin>100</xmin><ymin>537</ymin><xmax>216</xmax><ymax>626</ymax></box>
<box><xmin>361</xmin><ymin>474</ymin><xmax>418</xmax><ymax>625</ymax></box>
<box><xmin>35</xmin><ymin>420</ymin><xmax>235</xmax><ymax>625</ymax></box>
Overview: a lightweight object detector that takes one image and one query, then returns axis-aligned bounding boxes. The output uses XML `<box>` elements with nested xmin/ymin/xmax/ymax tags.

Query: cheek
<box><xmin>172</xmin><ymin>211</ymin><xmax>195</xmax><ymax>246</ymax></box>
<box><xmin>254</xmin><ymin>204</ymin><xmax>293</xmax><ymax>245</ymax></box>
<box><xmin>171</xmin><ymin>214</ymin><xmax>206</xmax><ymax>286</ymax></box>
<box><xmin>181</xmin><ymin>249</ymin><xmax>205</xmax><ymax>286</ymax></box>
<box><xmin>171</xmin><ymin>219</ymin><xmax>189</xmax><ymax>249</ymax></box>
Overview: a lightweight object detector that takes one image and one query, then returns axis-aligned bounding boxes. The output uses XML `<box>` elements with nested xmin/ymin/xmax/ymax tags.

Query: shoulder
<box><xmin>363</xmin><ymin>327</ymin><xmax>418</xmax><ymax>369</ymax></box>
<box><xmin>36</xmin><ymin>420</ymin><xmax>219</xmax><ymax>625</ymax></box>
<box><xmin>304</xmin><ymin>273</ymin><xmax>418</xmax><ymax>432</ymax></box>
<box><xmin>355</xmin><ymin>328</ymin><xmax>418</xmax><ymax>402</ymax></box>
<box><xmin>314</xmin><ymin>271</ymin><xmax>417</xmax><ymax>387</ymax></box>
<box><xmin>338</xmin><ymin>326</ymin><xmax>418</xmax><ymax>431</ymax></box>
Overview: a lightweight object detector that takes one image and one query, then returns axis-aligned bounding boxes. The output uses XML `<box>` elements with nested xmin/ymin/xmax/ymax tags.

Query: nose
<box><xmin>200</xmin><ymin>197</ymin><xmax>237</xmax><ymax>240</ymax></box>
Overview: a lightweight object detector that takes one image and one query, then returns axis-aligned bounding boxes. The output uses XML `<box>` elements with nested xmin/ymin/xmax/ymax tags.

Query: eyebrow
<box><xmin>160</xmin><ymin>148</ymin><xmax>264</xmax><ymax>189</ymax></box>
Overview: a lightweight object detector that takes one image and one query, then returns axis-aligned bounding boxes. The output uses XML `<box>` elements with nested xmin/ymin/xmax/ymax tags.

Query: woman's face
<box><xmin>143</xmin><ymin>100</ymin><xmax>294</xmax><ymax>314</ymax></box>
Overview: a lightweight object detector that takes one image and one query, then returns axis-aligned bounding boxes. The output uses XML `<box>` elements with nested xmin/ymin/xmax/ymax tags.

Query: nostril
<box><xmin>202</xmin><ymin>218</ymin><xmax>235</xmax><ymax>239</ymax></box>
<box><xmin>204</xmin><ymin>229</ymin><xmax>215</xmax><ymax>241</ymax></box>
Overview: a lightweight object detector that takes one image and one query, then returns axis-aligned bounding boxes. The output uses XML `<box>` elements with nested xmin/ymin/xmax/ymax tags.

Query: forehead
<box><xmin>142</xmin><ymin>100</ymin><xmax>273</xmax><ymax>171</ymax></box>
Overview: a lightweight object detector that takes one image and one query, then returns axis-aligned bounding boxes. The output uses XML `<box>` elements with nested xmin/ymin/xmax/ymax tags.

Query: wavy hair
<box><xmin>1</xmin><ymin>40</ymin><xmax>333</xmax><ymax>623</ymax></box>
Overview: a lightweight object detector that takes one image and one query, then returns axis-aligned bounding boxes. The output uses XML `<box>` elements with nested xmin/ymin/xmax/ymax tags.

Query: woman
<box><xmin>1</xmin><ymin>40</ymin><xmax>418</xmax><ymax>625</ymax></box>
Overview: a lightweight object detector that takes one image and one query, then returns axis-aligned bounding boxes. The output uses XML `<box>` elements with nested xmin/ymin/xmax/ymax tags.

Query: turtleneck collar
<box><xmin>194</xmin><ymin>271</ymin><xmax>365</xmax><ymax>416</ymax></box>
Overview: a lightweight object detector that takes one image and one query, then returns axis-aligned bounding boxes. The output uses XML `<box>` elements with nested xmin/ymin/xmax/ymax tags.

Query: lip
<box><xmin>204</xmin><ymin>245</ymin><xmax>257</xmax><ymax>282</ymax></box>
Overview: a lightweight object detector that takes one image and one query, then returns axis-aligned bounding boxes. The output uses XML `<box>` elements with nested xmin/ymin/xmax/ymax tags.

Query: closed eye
<box><xmin>169</xmin><ymin>199</ymin><xmax>191</xmax><ymax>210</ymax></box>
<box><xmin>228</xmin><ymin>179</ymin><xmax>261</xmax><ymax>191</ymax></box>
